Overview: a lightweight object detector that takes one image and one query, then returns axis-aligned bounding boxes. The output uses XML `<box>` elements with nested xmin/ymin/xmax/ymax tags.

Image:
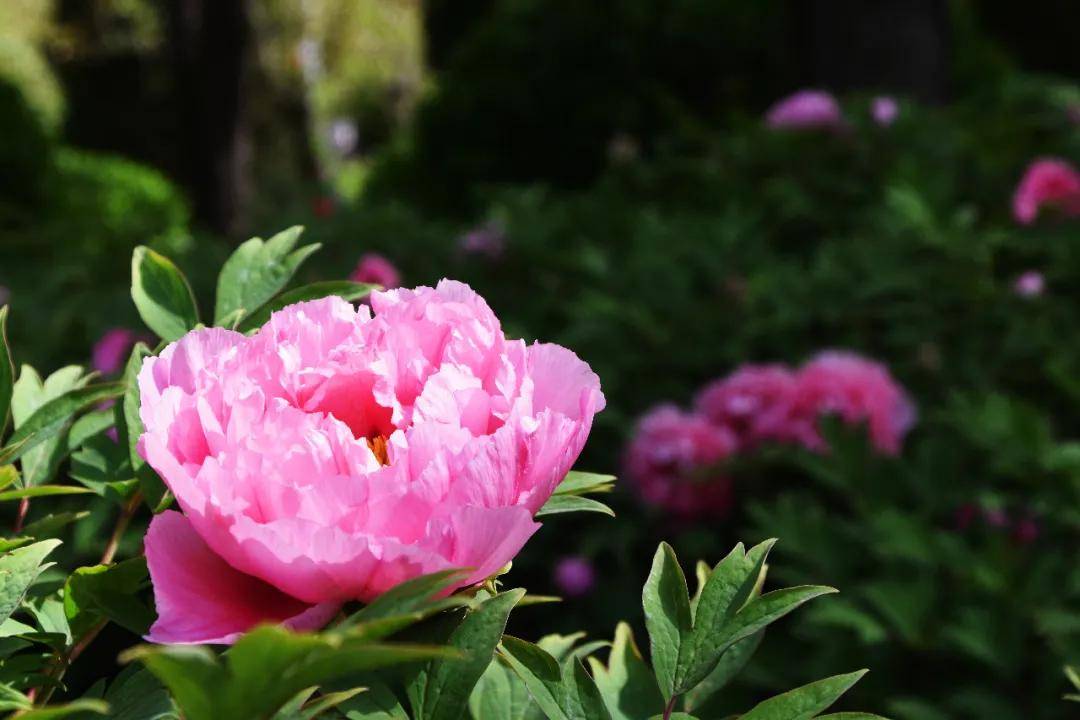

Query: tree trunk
<box><xmin>166</xmin><ymin>0</ymin><xmax>251</xmax><ymax>235</ymax></box>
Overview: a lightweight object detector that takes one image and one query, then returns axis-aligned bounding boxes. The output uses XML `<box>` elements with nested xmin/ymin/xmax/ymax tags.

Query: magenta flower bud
<box><xmin>93</xmin><ymin>328</ymin><xmax>141</xmax><ymax>376</ymax></box>
<box><xmin>350</xmin><ymin>253</ymin><xmax>401</xmax><ymax>290</ymax></box>
<box><xmin>1013</xmin><ymin>271</ymin><xmax>1045</xmax><ymax>298</ymax></box>
<box><xmin>871</xmin><ymin>96</ymin><xmax>899</xmax><ymax>127</ymax></box>
<box><xmin>765</xmin><ymin>90</ymin><xmax>845</xmax><ymax>132</ymax></box>
<box><xmin>1012</xmin><ymin>158</ymin><xmax>1080</xmax><ymax>225</ymax></box>
<box><xmin>554</xmin><ymin>556</ymin><xmax>596</xmax><ymax>597</ymax></box>
<box><xmin>1012</xmin><ymin>516</ymin><xmax>1040</xmax><ymax>545</ymax></box>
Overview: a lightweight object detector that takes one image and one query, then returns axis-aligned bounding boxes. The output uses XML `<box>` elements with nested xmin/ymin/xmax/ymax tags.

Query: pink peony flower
<box><xmin>695</xmin><ymin>364</ymin><xmax>800</xmax><ymax>446</ymax></box>
<box><xmin>624</xmin><ymin>405</ymin><xmax>737</xmax><ymax>519</ymax></box>
<box><xmin>790</xmin><ymin>351</ymin><xmax>916</xmax><ymax>455</ymax></box>
<box><xmin>349</xmin><ymin>253</ymin><xmax>401</xmax><ymax>290</ymax></box>
<box><xmin>765</xmin><ymin>90</ymin><xmax>845</xmax><ymax>131</ymax></box>
<box><xmin>93</xmin><ymin>328</ymin><xmax>143</xmax><ymax>376</ymax></box>
<box><xmin>553</xmin><ymin>555</ymin><xmax>595</xmax><ymax>597</ymax></box>
<box><xmin>1012</xmin><ymin>158</ymin><xmax>1080</xmax><ymax>225</ymax></box>
<box><xmin>138</xmin><ymin>281</ymin><xmax>604</xmax><ymax>643</ymax></box>
<box><xmin>871</xmin><ymin>96</ymin><xmax>899</xmax><ymax>127</ymax></box>
<box><xmin>1013</xmin><ymin>270</ymin><xmax>1045</xmax><ymax>298</ymax></box>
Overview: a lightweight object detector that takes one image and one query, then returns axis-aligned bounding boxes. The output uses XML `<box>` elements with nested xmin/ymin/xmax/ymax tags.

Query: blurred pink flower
<box><xmin>791</xmin><ymin>351</ymin><xmax>916</xmax><ymax>455</ymax></box>
<box><xmin>350</xmin><ymin>253</ymin><xmax>401</xmax><ymax>290</ymax></box>
<box><xmin>553</xmin><ymin>555</ymin><xmax>596</xmax><ymax>597</ymax></box>
<box><xmin>312</xmin><ymin>196</ymin><xmax>336</xmax><ymax>218</ymax></box>
<box><xmin>625</xmin><ymin>405</ymin><xmax>737</xmax><ymax>519</ymax></box>
<box><xmin>93</xmin><ymin>328</ymin><xmax>143</xmax><ymax>376</ymax></box>
<box><xmin>765</xmin><ymin>90</ymin><xmax>845</xmax><ymax>131</ymax></box>
<box><xmin>694</xmin><ymin>364</ymin><xmax>800</xmax><ymax>446</ymax></box>
<box><xmin>1012</xmin><ymin>516</ymin><xmax>1040</xmax><ymax>545</ymax></box>
<box><xmin>458</xmin><ymin>223</ymin><xmax>505</xmax><ymax>259</ymax></box>
<box><xmin>1067</xmin><ymin>104</ymin><xmax>1080</xmax><ymax>126</ymax></box>
<box><xmin>1013</xmin><ymin>271</ymin><xmax>1045</xmax><ymax>298</ymax></box>
<box><xmin>138</xmin><ymin>282</ymin><xmax>604</xmax><ymax>643</ymax></box>
<box><xmin>1012</xmin><ymin>158</ymin><xmax>1080</xmax><ymax>225</ymax></box>
<box><xmin>871</xmin><ymin>96</ymin><xmax>899</xmax><ymax>127</ymax></box>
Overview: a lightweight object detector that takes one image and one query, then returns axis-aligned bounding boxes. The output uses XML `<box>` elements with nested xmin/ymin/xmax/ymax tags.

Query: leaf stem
<box><xmin>100</xmin><ymin>491</ymin><xmax>142</xmax><ymax>565</ymax></box>
<box><xmin>663</xmin><ymin>696</ymin><xmax>678</xmax><ymax>720</ymax></box>
<box><xmin>13</xmin><ymin>497</ymin><xmax>28</xmax><ymax>533</ymax></box>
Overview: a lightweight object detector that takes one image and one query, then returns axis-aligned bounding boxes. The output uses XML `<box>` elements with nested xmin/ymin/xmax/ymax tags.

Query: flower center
<box><xmin>366</xmin><ymin>434</ymin><xmax>390</xmax><ymax>466</ymax></box>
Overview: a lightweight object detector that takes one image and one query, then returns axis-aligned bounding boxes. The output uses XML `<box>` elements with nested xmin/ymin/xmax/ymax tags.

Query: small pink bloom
<box><xmin>138</xmin><ymin>281</ymin><xmax>604</xmax><ymax>643</ymax></box>
<box><xmin>350</xmin><ymin>253</ymin><xmax>401</xmax><ymax>290</ymax></box>
<box><xmin>791</xmin><ymin>351</ymin><xmax>916</xmax><ymax>455</ymax></box>
<box><xmin>625</xmin><ymin>405</ymin><xmax>737</xmax><ymax>519</ymax></box>
<box><xmin>458</xmin><ymin>223</ymin><xmax>505</xmax><ymax>259</ymax></box>
<box><xmin>553</xmin><ymin>555</ymin><xmax>595</xmax><ymax>597</ymax></box>
<box><xmin>871</xmin><ymin>96</ymin><xmax>899</xmax><ymax>127</ymax></box>
<box><xmin>1012</xmin><ymin>158</ymin><xmax>1080</xmax><ymax>225</ymax></box>
<box><xmin>694</xmin><ymin>364</ymin><xmax>800</xmax><ymax>446</ymax></box>
<box><xmin>93</xmin><ymin>328</ymin><xmax>142</xmax><ymax>376</ymax></box>
<box><xmin>1013</xmin><ymin>270</ymin><xmax>1045</xmax><ymax>298</ymax></box>
<box><xmin>765</xmin><ymin>90</ymin><xmax>845</xmax><ymax>131</ymax></box>
<box><xmin>983</xmin><ymin>507</ymin><xmax>1009</xmax><ymax>529</ymax></box>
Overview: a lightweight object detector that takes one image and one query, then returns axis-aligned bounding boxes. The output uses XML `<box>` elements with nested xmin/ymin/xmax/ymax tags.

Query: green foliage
<box><xmin>130</xmin><ymin>247</ymin><xmax>200</xmax><ymax>343</ymax></box>
<box><xmin>213</xmin><ymin>226</ymin><xmax>320</xmax><ymax>326</ymax></box>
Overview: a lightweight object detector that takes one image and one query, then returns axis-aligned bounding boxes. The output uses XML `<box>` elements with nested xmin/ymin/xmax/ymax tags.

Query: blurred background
<box><xmin>2</xmin><ymin>1</ymin><xmax>1080</xmax><ymax>718</ymax></box>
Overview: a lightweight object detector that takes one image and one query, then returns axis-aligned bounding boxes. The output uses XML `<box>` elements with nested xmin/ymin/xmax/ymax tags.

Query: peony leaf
<box><xmin>498</xmin><ymin>635</ymin><xmax>612</xmax><ymax>720</ymax></box>
<box><xmin>681</xmin><ymin>630</ymin><xmax>763</xmax><ymax>712</ymax></box>
<box><xmin>0</xmin><ymin>485</ymin><xmax>95</xmax><ymax>501</ymax></box>
<box><xmin>8</xmin><ymin>366</ymin><xmax>94</xmax><ymax>485</ymax></box>
<box><xmin>64</xmin><ymin>558</ymin><xmax>155</xmax><ymax>639</ymax></box>
<box><xmin>535</xmin><ymin>495</ymin><xmax>614</xmax><ymax>518</ymax></box>
<box><xmin>92</xmin><ymin>665</ymin><xmax>178</xmax><ymax>720</ymax></box>
<box><xmin>0</xmin><ymin>381</ymin><xmax>123</xmax><ymax>469</ymax></box>
<box><xmin>738</xmin><ymin>670</ymin><xmax>868</xmax><ymax>720</ymax></box>
<box><xmin>0</xmin><ymin>539</ymin><xmax>62</xmax><ymax>626</ymax></box>
<box><xmin>117</xmin><ymin>343</ymin><xmax>171</xmax><ymax>512</ymax></box>
<box><xmin>587</xmin><ymin>622</ymin><xmax>665</xmax><ymax>720</ymax></box>
<box><xmin>0</xmin><ymin>306</ymin><xmax>13</xmax><ymax>439</ymax></box>
<box><xmin>236</xmin><ymin>281</ymin><xmax>378</xmax><ymax>333</ymax></box>
<box><xmin>123</xmin><ymin>625</ymin><xmax>457</xmax><ymax>720</ymax></box>
<box><xmin>641</xmin><ymin>543</ymin><xmax>692</xmax><ymax>702</ymax></box>
<box><xmin>553</xmin><ymin>471</ymin><xmax>615</xmax><ymax>496</ymax></box>
<box><xmin>335</xmin><ymin>569</ymin><xmax>470</xmax><ymax>634</ymax></box>
<box><xmin>214</xmin><ymin>226</ymin><xmax>320</xmax><ymax>326</ymax></box>
<box><xmin>419</xmin><ymin>588</ymin><xmax>525</xmax><ymax>720</ymax></box>
<box><xmin>469</xmin><ymin>654</ymin><xmax>535</xmax><ymax>720</ymax></box>
<box><xmin>333</xmin><ymin>679</ymin><xmax>408</xmax><ymax>719</ymax></box>
<box><xmin>131</xmin><ymin>246</ymin><xmax>199</xmax><ymax>342</ymax></box>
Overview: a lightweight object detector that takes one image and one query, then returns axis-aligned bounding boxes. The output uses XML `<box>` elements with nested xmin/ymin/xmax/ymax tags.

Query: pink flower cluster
<box><xmin>139</xmin><ymin>281</ymin><xmax>603</xmax><ymax>644</ymax></box>
<box><xmin>625</xmin><ymin>352</ymin><xmax>915</xmax><ymax>518</ymax></box>
<box><xmin>1012</xmin><ymin>158</ymin><xmax>1080</xmax><ymax>225</ymax></box>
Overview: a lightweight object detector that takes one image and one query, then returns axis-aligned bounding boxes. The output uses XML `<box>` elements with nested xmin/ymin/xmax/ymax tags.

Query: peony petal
<box><xmin>145</xmin><ymin>511</ymin><xmax>339</xmax><ymax>644</ymax></box>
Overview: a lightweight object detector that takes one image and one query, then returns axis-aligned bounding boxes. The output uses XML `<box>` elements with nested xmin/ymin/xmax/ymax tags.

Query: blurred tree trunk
<box><xmin>795</xmin><ymin>0</ymin><xmax>951</xmax><ymax>103</ymax></box>
<box><xmin>166</xmin><ymin>0</ymin><xmax>252</xmax><ymax>236</ymax></box>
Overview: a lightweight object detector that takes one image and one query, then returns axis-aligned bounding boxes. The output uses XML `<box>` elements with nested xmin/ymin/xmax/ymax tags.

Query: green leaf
<box><xmin>1</xmin><ymin>381</ymin><xmax>123</xmax><ymax>468</ymax></box>
<box><xmin>682</xmin><ymin>630</ymin><xmax>763</xmax><ymax>712</ymax></box>
<box><xmin>95</xmin><ymin>665</ymin><xmax>178</xmax><ymax>720</ymax></box>
<box><xmin>588</xmin><ymin>622</ymin><xmax>664</xmax><ymax>720</ymax></box>
<box><xmin>21</xmin><ymin>512</ymin><xmax>89</xmax><ymax>540</ymax></box>
<box><xmin>14</xmin><ymin>699</ymin><xmax>110</xmax><ymax>718</ymax></box>
<box><xmin>641</xmin><ymin>543</ymin><xmax>692</xmax><ymax>701</ymax></box>
<box><xmin>498</xmin><ymin>636</ymin><xmax>612</xmax><ymax>720</ymax></box>
<box><xmin>0</xmin><ymin>485</ymin><xmax>95</xmax><ymax>501</ymax></box>
<box><xmin>553</xmin><ymin>472</ymin><xmax>616</xmax><ymax>496</ymax></box>
<box><xmin>214</xmin><ymin>226</ymin><xmax>320</xmax><ymax>325</ymax></box>
<box><xmin>469</xmin><ymin>656</ymin><xmax>535</xmax><ymax>720</ymax></box>
<box><xmin>131</xmin><ymin>246</ymin><xmax>199</xmax><ymax>342</ymax></box>
<box><xmin>337</xmin><ymin>569</ymin><xmax>469</xmax><ymax>631</ymax></box>
<box><xmin>0</xmin><ymin>540</ymin><xmax>62</xmax><ymax>625</ymax></box>
<box><xmin>535</xmin><ymin>495</ymin><xmax>614</xmax><ymax>518</ymax></box>
<box><xmin>0</xmin><ymin>306</ymin><xmax>14</xmax><ymax>438</ymax></box>
<box><xmin>739</xmin><ymin>670</ymin><xmax>868</xmax><ymax>720</ymax></box>
<box><xmin>123</xmin><ymin>625</ymin><xmax>456</xmax><ymax>720</ymax></box>
<box><xmin>336</xmin><ymin>679</ymin><xmax>409</xmax><ymax>719</ymax></box>
<box><xmin>236</xmin><ymin>281</ymin><xmax>379</xmax><ymax>333</ymax></box>
<box><xmin>713</xmin><ymin>585</ymin><xmax>837</xmax><ymax>656</ymax></box>
<box><xmin>70</xmin><ymin>434</ymin><xmax>138</xmax><ymax>504</ymax></box>
<box><xmin>67</xmin><ymin>409</ymin><xmax>116</xmax><ymax>451</ymax></box>
<box><xmin>675</xmin><ymin>540</ymin><xmax>773</xmax><ymax>693</ymax></box>
<box><xmin>418</xmin><ymin>589</ymin><xmax>524</xmax><ymax>720</ymax></box>
<box><xmin>64</xmin><ymin>558</ymin><xmax>154</xmax><ymax>638</ymax></box>
<box><xmin>9</xmin><ymin>366</ymin><xmax>91</xmax><ymax>484</ymax></box>
<box><xmin>815</xmin><ymin>714</ymin><xmax>890</xmax><ymax>719</ymax></box>
<box><xmin>118</xmin><ymin>343</ymin><xmax>170</xmax><ymax>512</ymax></box>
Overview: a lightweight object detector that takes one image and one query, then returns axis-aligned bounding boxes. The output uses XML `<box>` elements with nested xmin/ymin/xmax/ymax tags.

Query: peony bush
<box><xmin>0</xmin><ymin>230</ymin><xmax>888</xmax><ymax>719</ymax></box>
